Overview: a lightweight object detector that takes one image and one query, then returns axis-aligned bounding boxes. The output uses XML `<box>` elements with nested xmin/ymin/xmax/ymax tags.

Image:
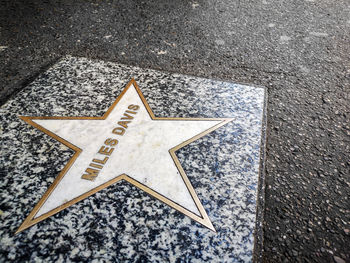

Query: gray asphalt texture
<box><xmin>1</xmin><ymin>0</ymin><xmax>349</xmax><ymax>262</ymax></box>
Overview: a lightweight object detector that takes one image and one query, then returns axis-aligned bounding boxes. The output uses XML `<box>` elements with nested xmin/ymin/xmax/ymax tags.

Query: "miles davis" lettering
<box><xmin>81</xmin><ymin>104</ymin><xmax>140</xmax><ymax>181</ymax></box>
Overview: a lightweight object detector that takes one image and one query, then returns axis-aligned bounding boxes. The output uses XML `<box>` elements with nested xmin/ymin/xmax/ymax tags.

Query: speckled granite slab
<box><xmin>0</xmin><ymin>57</ymin><xmax>266</xmax><ymax>262</ymax></box>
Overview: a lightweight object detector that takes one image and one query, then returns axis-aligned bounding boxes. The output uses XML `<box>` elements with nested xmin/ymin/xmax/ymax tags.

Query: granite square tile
<box><xmin>0</xmin><ymin>56</ymin><xmax>266</xmax><ymax>262</ymax></box>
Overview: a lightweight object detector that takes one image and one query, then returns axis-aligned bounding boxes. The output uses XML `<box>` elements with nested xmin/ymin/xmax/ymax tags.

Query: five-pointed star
<box><xmin>17</xmin><ymin>79</ymin><xmax>232</xmax><ymax>233</ymax></box>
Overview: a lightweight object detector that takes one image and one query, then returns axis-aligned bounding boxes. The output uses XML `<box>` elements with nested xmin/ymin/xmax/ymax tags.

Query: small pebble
<box><xmin>333</xmin><ymin>256</ymin><xmax>346</xmax><ymax>263</ymax></box>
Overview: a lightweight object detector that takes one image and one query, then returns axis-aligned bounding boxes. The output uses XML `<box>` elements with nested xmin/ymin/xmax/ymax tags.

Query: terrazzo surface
<box><xmin>0</xmin><ymin>57</ymin><xmax>266</xmax><ymax>262</ymax></box>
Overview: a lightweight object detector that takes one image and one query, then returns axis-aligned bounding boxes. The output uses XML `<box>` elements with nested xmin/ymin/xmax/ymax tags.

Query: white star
<box><xmin>17</xmin><ymin>79</ymin><xmax>232</xmax><ymax>233</ymax></box>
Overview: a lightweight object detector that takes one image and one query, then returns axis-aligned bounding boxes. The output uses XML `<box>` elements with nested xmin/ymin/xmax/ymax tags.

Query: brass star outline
<box><xmin>16</xmin><ymin>79</ymin><xmax>233</xmax><ymax>234</ymax></box>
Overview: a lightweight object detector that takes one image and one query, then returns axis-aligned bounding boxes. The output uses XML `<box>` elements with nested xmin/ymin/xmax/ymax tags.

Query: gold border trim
<box><xmin>16</xmin><ymin>79</ymin><xmax>233</xmax><ymax>234</ymax></box>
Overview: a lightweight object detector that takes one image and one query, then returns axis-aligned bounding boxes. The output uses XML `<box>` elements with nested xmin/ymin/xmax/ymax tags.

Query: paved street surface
<box><xmin>1</xmin><ymin>0</ymin><xmax>349</xmax><ymax>262</ymax></box>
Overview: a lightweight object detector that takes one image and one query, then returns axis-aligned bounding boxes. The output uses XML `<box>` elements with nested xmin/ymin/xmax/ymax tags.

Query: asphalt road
<box><xmin>1</xmin><ymin>0</ymin><xmax>349</xmax><ymax>262</ymax></box>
